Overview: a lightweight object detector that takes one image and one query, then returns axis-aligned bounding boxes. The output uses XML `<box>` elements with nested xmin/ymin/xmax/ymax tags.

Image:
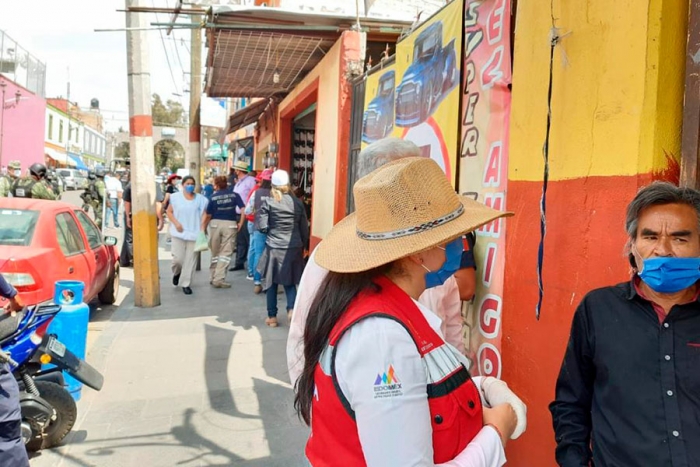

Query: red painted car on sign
<box><xmin>0</xmin><ymin>198</ymin><xmax>120</xmax><ymax>306</ymax></box>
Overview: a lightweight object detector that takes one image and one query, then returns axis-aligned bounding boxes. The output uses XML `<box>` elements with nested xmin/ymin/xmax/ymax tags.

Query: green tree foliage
<box><xmin>152</xmin><ymin>94</ymin><xmax>186</xmax><ymax>127</ymax></box>
<box><xmin>114</xmin><ymin>141</ymin><xmax>130</xmax><ymax>162</ymax></box>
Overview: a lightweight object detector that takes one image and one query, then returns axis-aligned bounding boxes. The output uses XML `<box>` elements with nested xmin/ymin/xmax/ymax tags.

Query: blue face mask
<box><xmin>424</xmin><ymin>238</ymin><xmax>464</xmax><ymax>289</ymax></box>
<box><xmin>184</xmin><ymin>185</ymin><xmax>195</xmax><ymax>194</ymax></box>
<box><xmin>638</xmin><ymin>256</ymin><xmax>700</xmax><ymax>293</ymax></box>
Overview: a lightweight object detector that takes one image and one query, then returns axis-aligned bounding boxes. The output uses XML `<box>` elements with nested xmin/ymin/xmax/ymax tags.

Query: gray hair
<box><xmin>625</xmin><ymin>181</ymin><xmax>700</xmax><ymax>240</ymax></box>
<box><xmin>356</xmin><ymin>138</ymin><xmax>422</xmax><ymax>180</ymax></box>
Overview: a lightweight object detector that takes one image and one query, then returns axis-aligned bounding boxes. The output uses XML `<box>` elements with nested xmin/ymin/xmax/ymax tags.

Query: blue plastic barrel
<box><xmin>47</xmin><ymin>280</ymin><xmax>89</xmax><ymax>401</ymax></box>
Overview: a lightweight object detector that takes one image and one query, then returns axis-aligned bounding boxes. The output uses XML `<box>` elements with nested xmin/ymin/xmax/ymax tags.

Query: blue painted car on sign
<box><xmin>362</xmin><ymin>70</ymin><xmax>396</xmax><ymax>143</ymax></box>
<box><xmin>395</xmin><ymin>21</ymin><xmax>458</xmax><ymax>127</ymax></box>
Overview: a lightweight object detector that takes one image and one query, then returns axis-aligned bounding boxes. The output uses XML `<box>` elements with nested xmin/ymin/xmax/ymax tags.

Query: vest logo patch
<box><xmin>373</xmin><ymin>365</ymin><xmax>403</xmax><ymax>399</ymax></box>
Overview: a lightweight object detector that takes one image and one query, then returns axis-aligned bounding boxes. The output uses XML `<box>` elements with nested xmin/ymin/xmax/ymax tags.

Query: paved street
<box><xmin>30</xmin><ymin>191</ymin><xmax>308</xmax><ymax>467</ymax></box>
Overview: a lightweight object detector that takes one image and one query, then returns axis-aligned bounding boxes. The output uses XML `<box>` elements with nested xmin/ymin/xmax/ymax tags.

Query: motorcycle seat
<box><xmin>0</xmin><ymin>310</ymin><xmax>25</xmax><ymax>343</ymax></box>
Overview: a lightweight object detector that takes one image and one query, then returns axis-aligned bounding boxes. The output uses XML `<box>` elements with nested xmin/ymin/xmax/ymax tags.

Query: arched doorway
<box><xmin>154</xmin><ymin>139</ymin><xmax>186</xmax><ymax>173</ymax></box>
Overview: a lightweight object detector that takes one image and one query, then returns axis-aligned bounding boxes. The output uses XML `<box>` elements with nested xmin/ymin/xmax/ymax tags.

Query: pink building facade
<box><xmin>0</xmin><ymin>76</ymin><xmax>46</xmax><ymax>172</ymax></box>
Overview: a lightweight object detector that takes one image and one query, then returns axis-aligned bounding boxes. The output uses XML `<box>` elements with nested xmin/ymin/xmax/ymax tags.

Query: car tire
<box><xmin>25</xmin><ymin>381</ymin><xmax>77</xmax><ymax>451</ymax></box>
<box><xmin>98</xmin><ymin>263</ymin><xmax>120</xmax><ymax>305</ymax></box>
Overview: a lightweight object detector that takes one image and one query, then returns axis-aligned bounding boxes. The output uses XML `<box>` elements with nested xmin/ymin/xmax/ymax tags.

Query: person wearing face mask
<box><xmin>295</xmin><ymin>157</ymin><xmax>523</xmax><ymax>466</ymax></box>
<box><xmin>0</xmin><ymin>160</ymin><xmax>22</xmax><ymax>197</ymax></box>
<box><xmin>287</xmin><ymin>141</ymin><xmax>527</xmax><ymax>445</ymax></box>
<box><xmin>551</xmin><ymin>181</ymin><xmax>700</xmax><ymax>467</ymax></box>
<box><xmin>165</xmin><ymin>175</ymin><xmax>209</xmax><ymax>295</ymax></box>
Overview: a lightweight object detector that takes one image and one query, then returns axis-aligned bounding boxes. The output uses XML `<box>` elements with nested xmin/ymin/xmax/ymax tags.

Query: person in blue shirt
<box><xmin>166</xmin><ymin>176</ymin><xmax>209</xmax><ymax>295</ymax></box>
<box><xmin>202</xmin><ymin>178</ymin><xmax>215</xmax><ymax>199</ymax></box>
<box><xmin>0</xmin><ymin>275</ymin><xmax>29</xmax><ymax>466</ymax></box>
<box><xmin>202</xmin><ymin>176</ymin><xmax>245</xmax><ymax>288</ymax></box>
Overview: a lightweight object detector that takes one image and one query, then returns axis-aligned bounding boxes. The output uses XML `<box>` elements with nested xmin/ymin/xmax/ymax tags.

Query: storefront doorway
<box><xmin>291</xmin><ymin>103</ymin><xmax>316</xmax><ymax>222</ymax></box>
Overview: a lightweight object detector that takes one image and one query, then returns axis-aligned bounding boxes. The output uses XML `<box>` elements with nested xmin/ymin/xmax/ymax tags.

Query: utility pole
<box><xmin>188</xmin><ymin>24</ymin><xmax>202</xmax><ymax>189</ymax></box>
<box><xmin>126</xmin><ymin>0</ymin><xmax>161</xmax><ymax>307</ymax></box>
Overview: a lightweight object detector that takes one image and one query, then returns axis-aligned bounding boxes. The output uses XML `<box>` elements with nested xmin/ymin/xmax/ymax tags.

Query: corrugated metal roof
<box><xmin>204</xmin><ymin>7</ymin><xmax>411</xmax><ymax>98</ymax></box>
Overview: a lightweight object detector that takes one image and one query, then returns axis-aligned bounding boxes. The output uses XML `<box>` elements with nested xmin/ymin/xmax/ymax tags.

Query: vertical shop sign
<box><xmin>458</xmin><ymin>0</ymin><xmax>512</xmax><ymax>378</ymax></box>
<box><xmin>360</xmin><ymin>0</ymin><xmax>464</xmax><ymax>186</ymax></box>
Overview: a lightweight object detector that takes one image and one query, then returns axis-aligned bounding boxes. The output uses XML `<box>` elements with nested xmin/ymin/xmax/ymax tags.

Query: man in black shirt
<box><xmin>551</xmin><ymin>182</ymin><xmax>700</xmax><ymax>467</ymax></box>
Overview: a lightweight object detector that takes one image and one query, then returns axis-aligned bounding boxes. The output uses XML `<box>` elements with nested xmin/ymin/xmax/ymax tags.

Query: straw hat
<box><xmin>232</xmin><ymin>160</ymin><xmax>249</xmax><ymax>172</ymax></box>
<box><xmin>315</xmin><ymin>157</ymin><xmax>512</xmax><ymax>273</ymax></box>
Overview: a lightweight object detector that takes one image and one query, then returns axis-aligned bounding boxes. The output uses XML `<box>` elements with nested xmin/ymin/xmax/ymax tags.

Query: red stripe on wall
<box><xmin>129</xmin><ymin>116</ymin><xmax>153</xmax><ymax>137</ymax></box>
<box><xmin>501</xmin><ymin>173</ymin><xmax>670</xmax><ymax>466</ymax></box>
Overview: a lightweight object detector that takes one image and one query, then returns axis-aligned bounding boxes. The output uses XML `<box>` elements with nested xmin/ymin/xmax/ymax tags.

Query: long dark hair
<box><xmin>294</xmin><ymin>263</ymin><xmax>394</xmax><ymax>425</ymax></box>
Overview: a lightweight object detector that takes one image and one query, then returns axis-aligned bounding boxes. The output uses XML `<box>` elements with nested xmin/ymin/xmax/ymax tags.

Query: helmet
<box><xmin>95</xmin><ymin>167</ymin><xmax>106</xmax><ymax>178</ymax></box>
<box><xmin>87</xmin><ymin>171</ymin><xmax>96</xmax><ymax>181</ymax></box>
<box><xmin>7</xmin><ymin>160</ymin><xmax>20</xmax><ymax>170</ymax></box>
<box><xmin>29</xmin><ymin>163</ymin><xmax>47</xmax><ymax>179</ymax></box>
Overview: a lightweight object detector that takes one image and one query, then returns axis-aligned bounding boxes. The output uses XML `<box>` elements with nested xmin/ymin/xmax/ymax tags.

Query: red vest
<box><xmin>306</xmin><ymin>276</ymin><xmax>483</xmax><ymax>466</ymax></box>
<box><xmin>245</xmin><ymin>185</ymin><xmax>258</xmax><ymax>223</ymax></box>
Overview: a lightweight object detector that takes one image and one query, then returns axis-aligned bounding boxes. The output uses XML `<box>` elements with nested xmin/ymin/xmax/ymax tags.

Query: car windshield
<box><xmin>379</xmin><ymin>77</ymin><xmax>394</xmax><ymax>96</ymax></box>
<box><xmin>0</xmin><ymin>209</ymin><xmax>39</xmax><ymax>246</ymax></box>
<box><xmin>58</xmin><ymin>170</ymin><xmax>72</xmax><ymax>177</ymax></box>
<box><xmin>414</xmin><ymin>33</ymin><xmax>438</xmax><ymax>61</ymax></box>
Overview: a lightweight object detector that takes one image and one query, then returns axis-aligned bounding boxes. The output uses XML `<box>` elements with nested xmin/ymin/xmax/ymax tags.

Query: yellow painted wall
<box><xmin>509</xmin><ymin>0</ymin><xmax>688</xmax><ymax>182</ymax></box>
<box><xmin>279</xmin><ymin>39</ymin><xmax>342</xmax><ymax>240</ymax></box>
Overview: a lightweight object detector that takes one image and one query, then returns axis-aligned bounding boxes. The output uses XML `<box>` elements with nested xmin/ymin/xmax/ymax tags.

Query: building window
<box><xmin>48</xmin><ymin>115</ymin><xmax>53</xmax><ymax>140</ymax></box>
<box><xmin>59</xmin><ymin>121</ymin><xmax>64</xmax><ymax>143</ymax></box>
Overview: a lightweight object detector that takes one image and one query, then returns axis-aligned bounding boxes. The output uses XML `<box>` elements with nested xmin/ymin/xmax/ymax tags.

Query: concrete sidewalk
<box><xmin>30</xmin><ymin>236</ymin><xmax>309</xmax><ymax>467</ymax></box>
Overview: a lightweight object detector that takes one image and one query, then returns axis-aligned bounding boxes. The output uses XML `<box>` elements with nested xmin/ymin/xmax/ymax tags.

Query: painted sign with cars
<box><xmin>361</xmin><ymin>0</ymin><xmax>463</xmax><ymax>185</ymax></box>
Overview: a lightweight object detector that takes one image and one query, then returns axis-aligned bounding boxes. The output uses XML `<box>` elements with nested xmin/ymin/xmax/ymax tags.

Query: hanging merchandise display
<box><xmin>292</xmin><ymin>126</ymin><xmax>314</xmax><ymax>217</ymax></box>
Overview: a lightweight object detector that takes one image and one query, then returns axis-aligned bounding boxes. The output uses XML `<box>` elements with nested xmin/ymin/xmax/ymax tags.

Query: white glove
<box><xmin>479</xmin><ymin>376</ymin><xmax>527</xmax><ymax>440</ymax></box>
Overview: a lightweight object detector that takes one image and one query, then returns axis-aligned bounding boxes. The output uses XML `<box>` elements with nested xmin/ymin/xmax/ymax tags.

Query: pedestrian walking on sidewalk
<box><xmin>166</xmin><ymin>175</ymin><xmax>209</xmax><ymax>295</ymax></box>
<box><xmin>257</xmin><ymin>170</ymin><xmax>309</xmax><ymax>327</ymax></box>
<box><xmin>202</xmin><ymin>176</ymin><xmax>245</xmax><ymax>288</ymax></box>
<box><xmin>296</xmin><ymin>157</ymin><xmax>517</xmax><ymax>466</ymax></box>
<box><xmin>105</xmin><ymin>171</ymin><xmax>123</xmax><ymax>228</ymax></box>
<box><xmin>246</xmin><ymin>169</ymin><xmax>273</xmax><ymax>293</ymax></box>
<box><xmin>244</xmin><ymin>171</ymin><xmax>264</xmax><ymax>281</ymax></box>
<box><xmin>230</xmin><ymin>160</ymin><xmax>257</xmax><ymax>272</ymax></box>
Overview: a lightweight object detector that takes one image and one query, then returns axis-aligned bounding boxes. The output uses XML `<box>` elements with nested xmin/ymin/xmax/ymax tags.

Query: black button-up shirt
<box><xmin>550</xmin><ymin>280</ymin><xmax>700</xmax><ymax>467</ymax></box>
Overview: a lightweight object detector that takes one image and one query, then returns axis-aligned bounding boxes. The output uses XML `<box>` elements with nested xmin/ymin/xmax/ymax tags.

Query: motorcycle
<box><xmin>0</xmin><ymin>304</ymin><xmax>104</xmax><ymax>451</ymax></box>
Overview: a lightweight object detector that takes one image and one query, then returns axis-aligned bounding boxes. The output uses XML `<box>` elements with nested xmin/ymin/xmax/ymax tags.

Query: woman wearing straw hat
<box><xmin>257</xmin><ymin>169</ymin><xmax>309</xmax><ymax>327</ymax></box>
<box><xmin>296</xmin><ymin>157</ymin><xmax>518</xmax><ymax>466</ymax></box>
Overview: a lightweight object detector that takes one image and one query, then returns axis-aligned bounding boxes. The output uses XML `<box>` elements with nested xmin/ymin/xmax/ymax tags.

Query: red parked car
<box><xmin>0</xmin><ymin>198</ymin><xmax>120</xmax><ymax>306</ymax></box>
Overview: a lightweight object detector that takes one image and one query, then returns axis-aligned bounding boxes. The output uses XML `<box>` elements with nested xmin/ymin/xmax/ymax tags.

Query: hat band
<box><xmin>356</xmin><ymin>204</ymin><xmax>465</xmax><ymax>241</ymax></box>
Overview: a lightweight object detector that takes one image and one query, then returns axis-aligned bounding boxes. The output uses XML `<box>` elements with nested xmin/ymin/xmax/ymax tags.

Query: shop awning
<box><xmin>45</xmin><ymin>148</ymin><xmax>76</xmax><ymax>167</ymax></box>
<box><xmin>227</xmin><ymin>98</ymin><xmax>271</xmax><ymax>134</ymax></box>
<box><xmin>204</xmin><ymin>7</ymin><xmax>411</xmax><ymax>98</ymax></box>
<box><xmin>206</xmin><ymin>143</ymin><xmax>228</xmax><ymax>161</ymax></box>
<box><xmin>68</xmin><ymin>153</ymin><xmax>88</xmax><ymax>170</ymax></box>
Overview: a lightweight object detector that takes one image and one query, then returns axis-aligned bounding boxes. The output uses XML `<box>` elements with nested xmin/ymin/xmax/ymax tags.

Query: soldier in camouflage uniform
<box><xmin>11</xmin><ymin>163</ymin><xmax>57</xmax><ymax>200</ymax></box>
<box><xmin>45</xmin><ymin>170</ymin><xmax>63</xmax><ymax>200</ymax></box>
<box><xmin>0</xmin><ymin>160</ymin><xmax>22</xmax><ymax>197</ymax></box>
<box><xmin>81</xmin><ymin>168</ymin><xmax>108</xmax><ymax>228</ymax></box>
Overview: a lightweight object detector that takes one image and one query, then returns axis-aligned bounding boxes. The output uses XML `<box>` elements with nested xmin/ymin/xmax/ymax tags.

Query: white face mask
<box><xmin>13</xmin><ymin>170</ymin><xmax>21</xmax><ymax>177</ymax></box>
